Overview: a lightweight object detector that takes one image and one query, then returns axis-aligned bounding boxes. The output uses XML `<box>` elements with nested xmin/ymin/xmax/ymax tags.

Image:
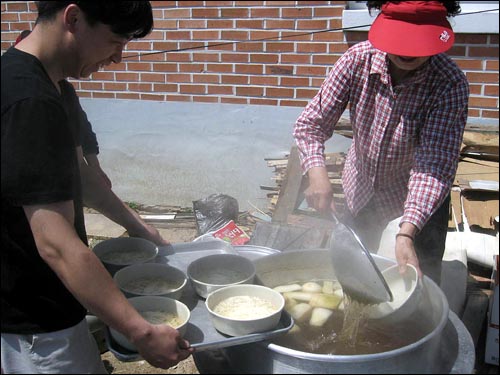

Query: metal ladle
<box><xmin>328</xmin><ymin>212</ymin><xmax>393</xmax><ymax>304</ymax></box>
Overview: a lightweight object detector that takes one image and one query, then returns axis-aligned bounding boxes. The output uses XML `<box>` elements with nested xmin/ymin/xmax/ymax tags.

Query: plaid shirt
<box><xmin>293</xmin><ymin>41</ymin><xmax>469</xmax><ymax>230</ymax></box>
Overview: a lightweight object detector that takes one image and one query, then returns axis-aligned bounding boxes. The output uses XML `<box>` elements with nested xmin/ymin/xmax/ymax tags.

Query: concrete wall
<box><xmin>81</xmin><ymin>99</ymin><xmax>352</xmax><ymax>211</ymax></box>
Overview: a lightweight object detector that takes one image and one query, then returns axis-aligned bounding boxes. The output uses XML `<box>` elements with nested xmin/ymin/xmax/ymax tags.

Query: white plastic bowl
<box><xmin>187</xmin><ymin>253</ymin><xmax>256</xmax><ymax>298</ymax></box>
<box><xmin>113</xmin><ymin>263</ymin><xmax>187</xmax><ymax>300</ymax></box>
<box><xmin>205</xmin><ymin>284</ymin><xmax>284</xmax><ymax>336</ymax></box>
<box><xmin>367</xmin><ymin>264</ymin><xmax>420</xmax><ymax>321</ymax></box>
<box><xmin>93</xmin><ymin>237</ymin><xmax>158</xmax><ymax>275</ymax></box>
<box><xmin>110</xmin><ymin>296</ymin><xmax>190</xmax><ymax>352</ymax></box>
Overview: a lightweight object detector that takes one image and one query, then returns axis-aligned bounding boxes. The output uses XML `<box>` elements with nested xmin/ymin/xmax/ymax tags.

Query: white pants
<box><xmin>1</xmin><ymin>318</ymin><xmax>107</xmax><ymax>374</ymax></box>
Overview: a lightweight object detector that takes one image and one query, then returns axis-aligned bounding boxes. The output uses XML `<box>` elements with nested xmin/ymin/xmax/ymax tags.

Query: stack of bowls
<box><xmin>93</xmin><ymin>237</ymin><xmax>158</xmax><ymax>275</ymax></box>
<box><xmin>110</xmin><ymin>296</ymin><xmax>191</xmax><ymax>351</ymax></box>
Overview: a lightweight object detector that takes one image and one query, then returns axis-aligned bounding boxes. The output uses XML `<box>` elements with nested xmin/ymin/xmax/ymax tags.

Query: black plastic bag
<box><xmin>193</xmin><ymin>193</ymin><xmax>239</xmax><ymax>235</ymax></box>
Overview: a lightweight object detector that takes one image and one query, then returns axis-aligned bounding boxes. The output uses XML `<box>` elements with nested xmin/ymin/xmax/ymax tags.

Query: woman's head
<box><xmin>367</xmin><ymin>1</ymin><xmax>461</xmax><ymax>57</ymax></box>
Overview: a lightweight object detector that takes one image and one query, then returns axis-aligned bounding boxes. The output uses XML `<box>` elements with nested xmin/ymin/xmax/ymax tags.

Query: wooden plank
<box><xmin>287</xmin><ymin>214</ymin><xmax>334</xmax><ymax>230</ymax></box>
<box><xmin>455</xmin><ymin>158</ymin><xmax>499</xmax><ymax>184</ymax></box>
<box><xmin>270</xmin><ymin>225</ymin><xmax>326</xmax><ymax>250</ymax></box>
<box><xmin>140</xmin><ymin>214</ymin><xmax>176</xmax><ymax>221</ymax></box>
<box><xmin>461</xmin><ymin>190</ymin><xmax>499</xmax><ymax>230</ymax></box>
<box><xmin>249</xmin><ymin>222</ymin><xmax>278</xmax><ymax>248</ymax></box>
<box><xmin>449</xmin><ymin>189</ymin><xmax>463</xmax><ymax>229</ymax></box>
<box><xmin>272</xmin><ymin>146</ymin><xmax>304</xmax><ymax>223</ymax></box>
<box><xmin>260</xmin><ymin>185</ymin><xmax>279</xmax><ymax>191</ymax></box>
<box><xmin>266</xmin><ymin>160</ymin><xmax>289</xmax><ymax>167</ymax></box>
<box><xmin>462</xmin><ymin>130</ymin><xmax>499</xmax><ymax>147</ymax></box>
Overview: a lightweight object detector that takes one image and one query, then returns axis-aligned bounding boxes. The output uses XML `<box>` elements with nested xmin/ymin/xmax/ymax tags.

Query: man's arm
<box><xmin>24</xmin><ymin>201</ymin><xmax>193</xmax><ymax>368</ymax></box>
<box><xmin>77</xmin><ymin>147</ymin><xmax>168</xmax><ymax>246</ymax></box>
<box><xmin>83</xmin><ymin>152</ymin><xmax>112</xmax><ymax>189</ymax></box>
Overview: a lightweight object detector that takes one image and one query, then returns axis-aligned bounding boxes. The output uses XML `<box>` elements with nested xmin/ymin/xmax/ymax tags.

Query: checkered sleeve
<box><xmin>293</xmin><ymin>52</ymin><xmax>352</xmax><ymax>173</ymax></box>
<box><xmin>402</xmin><ymin>77</ymin><xmax>469</xmax><ymax>230</ymax></box>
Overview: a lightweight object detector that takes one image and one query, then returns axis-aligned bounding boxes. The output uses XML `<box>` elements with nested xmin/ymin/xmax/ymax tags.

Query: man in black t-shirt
<box><xmin>15</xmin><ymin>29</ymin><xmax>112</xmax><ymax>196</ymax></box>
<box><xmin>1</xmin><ymin>2</ymin><xmax>193</xmax><ymax>373</ymax></box>
<box><xmin>59</xmin><ymin>79</ymin><xmax>113</xmax><ymax>189</ymax></box>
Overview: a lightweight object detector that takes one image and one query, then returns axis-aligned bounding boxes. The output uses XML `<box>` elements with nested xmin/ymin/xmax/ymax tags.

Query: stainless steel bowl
<box><xmin>110</xmin><ymin>296</ymin><xmax>190</xmax><ymax>352</ymax></box>
<box><xmin>187</xmin><ymin>253</ymin><xmax>256</xmax><ymax>298</ymax></box>
<box><xmin>113</xmin><ymin>263</ymin><xmax>187</xmax><ymax>300</ymax></box>
<box><xmin>93</xmin><ymin>237</ymin><xmax>158</xmax><ymax>275</ymax></box>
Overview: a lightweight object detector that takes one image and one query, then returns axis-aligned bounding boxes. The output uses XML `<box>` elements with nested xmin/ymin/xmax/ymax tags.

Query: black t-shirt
<box><xmin>1</xmin><ymin>47</ymin><xmax>87</xmax><ymax>333</ymax></box>
<box><xmin>59</xmin><ymin>79</ymin><xmax>99</xmax><ymax>156</ymax></box>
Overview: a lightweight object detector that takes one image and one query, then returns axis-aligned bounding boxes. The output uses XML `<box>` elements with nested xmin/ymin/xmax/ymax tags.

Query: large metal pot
<box><xmin>222</xmin><ymin>249</ymin><xmax>450</xmax><ymax>374</ymax></box>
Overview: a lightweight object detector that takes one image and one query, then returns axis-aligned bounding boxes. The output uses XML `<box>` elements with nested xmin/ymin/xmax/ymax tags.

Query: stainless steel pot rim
<box><xmin>262</xmin><ymin>275</ymin><xmax>449</xmax><ymax>362</ymax></box>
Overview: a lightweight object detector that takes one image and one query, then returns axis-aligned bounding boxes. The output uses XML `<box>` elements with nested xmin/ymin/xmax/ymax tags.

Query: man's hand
<box><xmin>305</xmin><ymin>166</ymin><xmax>335</xmax><ymax>214</ymax></box>
<box><xmin>128</xmin><ymin>223</ymin><xmax>170</xmax><ymax>247</ymax></box>
<box><xmin>133</xmin><ymin>323</ymin><xmax>194</xmax><ymax>369</ymax></box>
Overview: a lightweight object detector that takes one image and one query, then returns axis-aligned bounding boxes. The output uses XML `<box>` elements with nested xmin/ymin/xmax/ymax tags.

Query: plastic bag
<box><xmin>193</xmin><ymin>193</ymin><xmax>239</xmax><ymax>235</ymax></box>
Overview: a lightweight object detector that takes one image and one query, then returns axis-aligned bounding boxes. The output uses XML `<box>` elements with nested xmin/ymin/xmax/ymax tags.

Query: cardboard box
<box><xmin>485</xmin><ymin>255</ymin><xmax>499</xmax><ymax>366</ymax></box>
<box><xmin>460</xmin><ymin>189</ymin><xmax>499</xmax><ymax>230</ymax></box>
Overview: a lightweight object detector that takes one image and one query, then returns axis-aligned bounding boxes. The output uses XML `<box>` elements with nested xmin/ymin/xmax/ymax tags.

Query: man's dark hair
<box><xmin>35</xmin><ymin>1</ymin><xmax>153</xmax><ymax>39</ymax></box>
<box><xmin>366</xmin><ymin>1</ymin><xmax>461</xmax><ymax>17</ymax></box>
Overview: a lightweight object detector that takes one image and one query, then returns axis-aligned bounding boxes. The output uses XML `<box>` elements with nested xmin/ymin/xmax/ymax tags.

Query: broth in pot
<box><xmin>272</xmin><ymin>279</ymin><xmax>432</xmax><ymax>355</ymax></box>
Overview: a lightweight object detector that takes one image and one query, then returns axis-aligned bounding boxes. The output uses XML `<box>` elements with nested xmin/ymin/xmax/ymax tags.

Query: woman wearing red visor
<box><xmin>293</xmin><ymin>1</ymin><xmax>468</xmax><ymax>285</ymax></box>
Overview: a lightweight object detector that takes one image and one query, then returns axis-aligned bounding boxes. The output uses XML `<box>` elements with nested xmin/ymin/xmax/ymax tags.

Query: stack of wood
<box><xmin>262</xmin><ymin>152</ymin><xmax>347</xmax><ymax>216</ymax></box>
<box><xmin>451</xmin><ymin>129</ymin><xmax>499</xmax><ymax>232</ymax></box>
<box><xmin>260</xmin><ymin>117</ymin><xmax>353</xmax><ymax>217</ymax></box>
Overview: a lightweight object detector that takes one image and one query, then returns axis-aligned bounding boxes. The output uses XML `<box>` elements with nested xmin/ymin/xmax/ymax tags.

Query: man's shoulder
<box><xmin>2</xmin><ymin>49</ymin><xmax>61</xmax><ymax>114</ymax></box>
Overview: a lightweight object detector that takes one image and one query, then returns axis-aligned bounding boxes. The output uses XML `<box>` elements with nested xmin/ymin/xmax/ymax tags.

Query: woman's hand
<box><xmin>395</xmin><ymin>223</ymin><xmax>422</xmax><ymax>279</ymax></box>
<box><xmin>305</xmin><ymin>167</ymin><xmax>335</xmax><ymax>214</ymax></box>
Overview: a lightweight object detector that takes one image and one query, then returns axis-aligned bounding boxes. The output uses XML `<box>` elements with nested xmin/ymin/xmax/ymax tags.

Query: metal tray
<box><xmin>105</xmin><ymin>311</ymin><xmax>293</xmax><ymax>361</ymax></box>
<box><xmin>105</xmin><ymin>240</ymin><xmax>293</xmax><ymax>361</ymax></box>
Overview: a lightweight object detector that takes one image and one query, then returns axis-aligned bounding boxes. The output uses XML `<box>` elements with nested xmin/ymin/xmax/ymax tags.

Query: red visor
<box><xmin>368</xmin><ymin>1</ymin><xmax>454</xmax><ymax>57</ymax></box>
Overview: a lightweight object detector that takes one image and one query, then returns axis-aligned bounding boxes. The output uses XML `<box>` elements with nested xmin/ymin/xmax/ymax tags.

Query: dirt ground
<box><xmin>101</xmin><ymin>352</ymin><xmax>199</xmax><ymax>374</ymax></box>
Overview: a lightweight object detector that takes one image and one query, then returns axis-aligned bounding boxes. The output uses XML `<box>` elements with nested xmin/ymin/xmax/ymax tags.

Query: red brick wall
<box><xmin>1</xmin><ymin>1</ymin><xmax>498</xmax><ymax>121</ymax></box>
